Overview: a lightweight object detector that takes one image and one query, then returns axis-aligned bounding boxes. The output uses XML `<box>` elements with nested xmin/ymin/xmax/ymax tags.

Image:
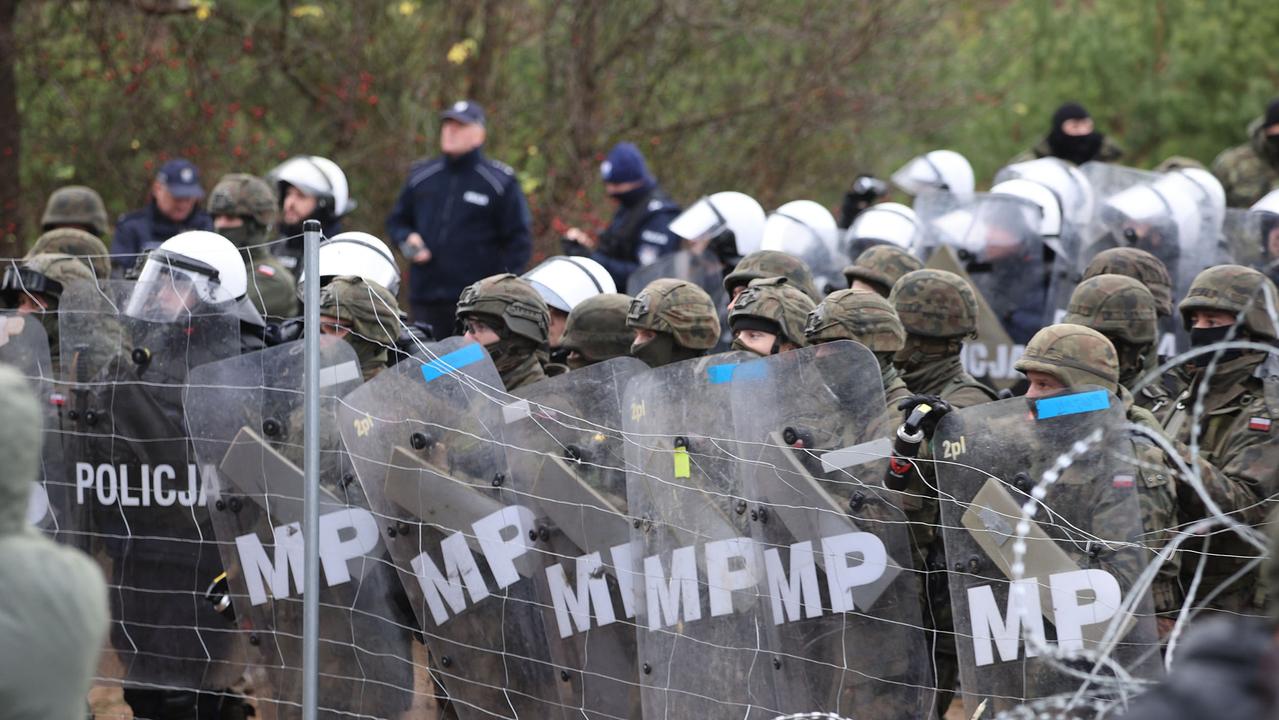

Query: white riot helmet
<box><xmin>522</xmin><ymin>256</ymin><xmax>616</xmax><ymax>314</ymax></box>
<box><xmin>761</xmin><ymin>200</ymin><xmax>842</xmax><ymax>292</ymax></box>
<box><xmin>669</xmin><ymin>191</ymin><xmax>766</xmax><ymax>262</ymax></box>
<box><xmin>843</xmin><ymin>202</ymin><xmax>919</xmax><ymax>256</ymax></box>
<box><xmin>891</xmin><ymin>150</ymin><xmax>975</xmax><ymax>200</ymax></box>
<box><xmin>1255</xmin><ymin>188</ymin><xmax>1279</xmax><ymax>216</ymax></box>
<box><xmin>990</xmin><ymin>179</ymin><xmax>1063</xmax><ymax>238</ymax></box>
<box><xmin>1171</xmin><ymin>167</ymin><xmax>1226</xmax><ymax>242</ymax></box>
<box><xmin>298</xmin><ymin>231</ymin><xmax>400</xmax><ymax>298</ymax></box>
<box><xmin>125</xmin><ymin>231</ymin><xmax>247</xmax><ymax>322</ymax></box>
<box><xmin>994</xmin><ymin>157</ymin><xmax>1095</xmax><ymax>230</ymax></box>
<box><xmin>267</xmin><ymin>155</ymin><xmax>356</xmax><ymax>220</ymax></box>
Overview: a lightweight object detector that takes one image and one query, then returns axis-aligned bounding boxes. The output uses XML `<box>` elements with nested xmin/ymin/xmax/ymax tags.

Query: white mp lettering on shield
<box><xmin>236</xmin><ymin>507</ymin><xmax>380</xmax><ymax>606</ymax></box>
<box><xmin>822</xmin><ymin>531</ymin><xmax>888</xmax><ymax>613</ymax></box>
<box><xmin>411</xmin><ymin>530</ymin><xmax>491</xmax><ymax>626</ymax></box>
<box><xmin>645</xmin><ymin>545</ymin><xmax>700</xmax><ymax>630</ymax></box>
<box><xmin>705</xmin><ymin>537</ymin><xmax>760</xmax><ymax>618</ymax></box>
<box><xmin>546</xmin><ymin>551</ymin><xmax>616</xmax><ymax>638</ymax></box>
<box><xmin>764</xmin><ymin>540</ymin><xmax>824</xmax><ymax>625</ymax></box>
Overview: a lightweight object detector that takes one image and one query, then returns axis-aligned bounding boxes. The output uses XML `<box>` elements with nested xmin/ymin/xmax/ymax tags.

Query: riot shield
<box><xmin>501</xmin><ymin>356</ymin><xmax>649</xmax><ymax>718</ymax></box>
<box><xmin>0</xmin><ymin>313</ymin><xmax>64</xmax><ymax>537</ymax></box>
<box><xmin>185</xmin><ymin>338</ymin><xmax>419</xmax><ymax>718</ymax></box>
<box><xmin>1079</xmin><ymin>162</ymin><xmax>1162</xmax><ymax>207</ymax></box>
<box><xmin>337</xmin><ymin>337</ymin><xmax>568</xmax><ymax>719</ymax></box>
<box><xmin>933</xmin><ymin>388</ymin><xmax>1162</xmax><ymax>714</ymax></box>
<box><xmin>729</xmin><ymin>341</ymin><xmax>934</xmax><ymax>718</ymax></box>
<box><xmin>627</xmin><ymin>249</ymin><xmax>733</xmax><ymax>347</ymax></box>
<box><xmin>624</xmin><ymin>349</ymin><xmax>780</xmax><ymax>719</ymax></box>
<box><xmin>913</xmin><ymin>188</ymin><xmax>971</xmax><ymax>260</ymax></box>
<box><xmin>56</xmin><ymin>280</ymin><xmax>246</xmax><ymax>691</ymax></box>
<box><xmin>1221</xmin><ymin>207</ymin><xmax>1272</xmax><ymax>272</ymax></box>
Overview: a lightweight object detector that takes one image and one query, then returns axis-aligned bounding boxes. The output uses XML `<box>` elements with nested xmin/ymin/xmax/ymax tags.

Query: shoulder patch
<box><xmin>1248</xmin><ymin>417</ymin><xmax>1272</xmax><ymax>432</ymax></box>
<box><xmin>256</xmin><ymin>264</ymin><xmax>276</xmax><ymax>278</ymax></box>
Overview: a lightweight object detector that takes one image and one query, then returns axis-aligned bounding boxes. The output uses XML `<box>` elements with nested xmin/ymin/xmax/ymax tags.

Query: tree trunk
<box><xmin>0</xmin><ymin>0</ymin><xmax>21</xmax><ymax>257</ymax></box>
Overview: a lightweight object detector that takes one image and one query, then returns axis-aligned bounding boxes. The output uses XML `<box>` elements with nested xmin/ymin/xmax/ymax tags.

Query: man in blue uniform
<box><xmin>110</xmin><ymin>158</ymin><xmax>213</xmax><ymax>276</ymax></box>
<box><xmin>564</xmin><ymin>142</ymin><xmax>681</xmax><ymax>290</ymax></box>
<box><xmin>386</xmin><ymin>100</ymin><xmax>533</xmax><ymax>338</ymax></box>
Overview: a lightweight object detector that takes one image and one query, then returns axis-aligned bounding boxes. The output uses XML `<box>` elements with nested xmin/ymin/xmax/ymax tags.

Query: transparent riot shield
<box><xmin>501</xmin><ymin>356</ymin><xmax>649</xmax><ymax>718</ymax></box>
<box><xmin>1079</xmin><ymin>162</ymin><xmax>1162</xmax><ymax>208</ymax></box>
<box><xmin>0</xmin><ymin>313</ymin><xmax>65</xmax><ymax>538</ymax></box>
<box><xmin>56</xmin><ymin>280</ymin><xmax>246</xmax><ymax>692</ymax></box>
<box><xmin>995</xmin><ymin>158</ymin><xmax>1098</xmax><ymax>324</ymax></box>
<box><xmin>729</xmin><ymin>341</ymin><xmax>935</xmax><ymax>718</ymax></box>
<box><xmin>933</xmin><ymin>388</ymin><xmax>1162</xmax><ymax>715</ymax></box>
<box><xmin>627</xmin><ymin>249</ymin><xmax>733</xmax><ymax>347</ymax></box>
<box><xmin>336</xmin><ymin>336</ymin><xmax>568</xmax><ymax>719</ymax></box>
<box><xmin>1221</xmin><ymin>207</ymin><xmax>1273</xmax><ymax>273</ymax></box>
<box><xmin>933</xmin><ymin>193</ymin><xmax>1049</xmax><ymax>346</ymax></box>
<box><xmin>185</xmin><ymin>338</ymin><xmax>419</xmax><ymax>718</ymax></box>
<box><xmin>913</xmin><ymin>188</ymin><xmax>971</xmax><ymax>260</ymax></box>
<box><xmin>624</xmin><ymin>349</ymin><xmax>780</xmax><ymax>719</ymax></box>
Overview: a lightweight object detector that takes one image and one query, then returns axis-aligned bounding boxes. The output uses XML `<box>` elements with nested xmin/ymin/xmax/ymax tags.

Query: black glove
<box><xmin>561</xmin><ymin>236</ymin><xmax>592</xmax><ymax>257</ymax></box>
<box><xmin>897</xmin><ymin>394</ymin><xmax>953</xmax><ymax>440</ymax></box>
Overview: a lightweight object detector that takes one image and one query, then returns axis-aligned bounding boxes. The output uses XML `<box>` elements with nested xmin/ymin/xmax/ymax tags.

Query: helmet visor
<box><xmin>668</xmin><ymin>196</ymin><xmax>728</xmax><ymax>245</ymax></box>
<box><xmin>124</xmin><ymin>250</ymin><xmax>221</xmax><ymax>322</ymax></box>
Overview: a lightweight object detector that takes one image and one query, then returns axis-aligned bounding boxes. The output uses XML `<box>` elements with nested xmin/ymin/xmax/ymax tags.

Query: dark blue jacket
<box><xmin>591</xmin><ymin>181</ymin><xmax>681</xmax><ymax>290</ymax></box>
<box><xmin>111</xmin><ymin>202</ymin><xmax>213</xmax><ymax>275</ymax></box>
<box><xmin>386</xmin><ymin>148</ymin><xmax>532</xmax><ymax>304</ymax></box>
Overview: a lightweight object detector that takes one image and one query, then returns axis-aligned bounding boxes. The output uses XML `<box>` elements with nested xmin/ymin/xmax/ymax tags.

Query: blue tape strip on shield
<box><xmin>1035</xmin><ymin>389</ymin><xmax>1110</xmax><ymax>419</ymax></box>
<box><xmin>421</xmin><ymin>343</ymin><xmax>485</xmax><ymax>383</ymax></box>
<box><xmin>705</xmin><ymin>360</ymin><xmax>768</xmax><ymax>384</ymax></box>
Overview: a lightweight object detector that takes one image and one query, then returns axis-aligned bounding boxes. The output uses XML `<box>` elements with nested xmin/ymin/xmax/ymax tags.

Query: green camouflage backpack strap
<box><xmin>728</xmin><ymin>276</ymin><xmax>816</xmax><ymax>348</ymax></box>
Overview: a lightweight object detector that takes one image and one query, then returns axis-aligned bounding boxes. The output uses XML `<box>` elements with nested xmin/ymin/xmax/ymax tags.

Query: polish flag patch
<box><xmin>1248</xmin><ymin>417</ymin><xmax>1272</xmax><ymax>432</ymax></box>
<box><xmin>256</xmin><ymin>264</ymin><xmax>276</xmax><ymax>277</ymax></box>
<box><xmin>1112</xmin><ymin>474</ymin><xmax>1135</xmax><ymax>489</ymax></box>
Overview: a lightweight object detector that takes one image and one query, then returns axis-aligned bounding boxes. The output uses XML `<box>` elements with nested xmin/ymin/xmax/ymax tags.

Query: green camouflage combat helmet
<box><xmin>842</xmin><ymin>245</ymin><xmax>923</xmax><ymax>298</ymax></box>
<box><xmin>26</xmin><ymin>228</ymin><xmax>111</xmax><ymax>281</ymax></box>
<box><xmin>319</xmin><ymin>275</ymin><xmax>401</xmax><ymax>378</ymax></box>
<box><xmin>804</xmin><ymin>289</ymin><xmax>905</xmax><ymax>353</ymax></box>
<box><xmin>1178</xmin><ymin>264</ymin><xmax>1279</xmax><ymax>341</ymax></box>
<box><xmin>1083</xmin><ymin>247</ymin><xmax>1174</xmax><ymax>317</ymax></box>
<box><xmin>728</xmin><ymin>276</ymin><xmax>816</xmax><ymax>349</ymax></box>
<box><xmin>723</xmin><ymin>250</ymin><xmax>821</xmax><ymax>302</ymax></box>
<box><xmin>1063</xmin><ymin>274</ymin><xmax>1159</xmax><ymax>346</ymax></box>
<box><xmin>627</xmin><ymin>278</ymin><xmax>720</xmax><ymax>350</ymax></box>
<box><xmin>456</xmin><ymin>273</ymin><xmax>550</xmax><ymax>346</ymax></box>
<box><xmin>40</xmin><ymin>186</ymin><xmax>109</xmax><ymax>238</ymax></box>
<box><xmin>1015</xmin><ymin>323</ymin><xmax>1120</xmax><ymax>394</ymax></box>
<box><xmin>888</xmin><ymin>268</ymin><xmax>978</xmax><ymax>339</ymax></box>
<box><xmin>208</xmin><ymin>173</ymin><xmax>277</xmax><ymax>227</ymax></box>
<box><xmin>559</xmin><ymin>293</ymin><xmax>634</xmax><ymax>368</ymax></box>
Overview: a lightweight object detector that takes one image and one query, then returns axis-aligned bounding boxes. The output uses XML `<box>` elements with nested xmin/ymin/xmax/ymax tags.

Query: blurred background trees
<box><xmin>2</xmin><ymin>0</ymin><xmax>1278</xmax><ymax>259</ymax></box>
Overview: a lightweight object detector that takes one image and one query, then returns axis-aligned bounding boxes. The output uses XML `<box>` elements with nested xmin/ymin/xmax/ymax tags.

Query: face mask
<box><xmin>217</xmin><ymin>223</ymin><xmax>258</xmax><ymax>251</ymax></box>
<box><xmin>1188</xmin><ymin>324</ymin><xmax>1243</xmax><ymax>368</ymax></box>
<box><xmin>1048</xmin><ymin>130</ymin><xmax>1104</xmax><ymax>165</ymax></box>
<box><xmin>1263</xmin><ymin>135</ymin><xmax>1279</xmax><ymax>166</ymax></box>
<box><xmin>631</xmin><ymin>333</ymin><xmax>676</xmax><ymax>367</ymax></box>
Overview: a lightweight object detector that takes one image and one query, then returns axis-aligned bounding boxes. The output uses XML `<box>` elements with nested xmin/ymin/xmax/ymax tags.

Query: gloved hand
<box><xmin>838</xmin><ymin>174</ymin><xmax>888</xmax><ymax>229</ymax></box>
<box><xmin>897</xmin><ymin>394</ymin><xmax>954</xmax><ymax>440</ymax></box>
<box><xmin>561</xmin><ymin>236</ymin><xmax>592</xmax><ymax>257</ymax></box>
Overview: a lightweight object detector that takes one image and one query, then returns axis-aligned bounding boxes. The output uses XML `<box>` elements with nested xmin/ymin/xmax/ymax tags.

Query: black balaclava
<box><xmin>1263</xmin><ymin>98</ymin><xmax>1279</xmax><ymax>166</ymax></box>
<box><xmin>1047</xmin><ymin>102</ymin><xmax>1104</xmax><ymax>165</ymax></box>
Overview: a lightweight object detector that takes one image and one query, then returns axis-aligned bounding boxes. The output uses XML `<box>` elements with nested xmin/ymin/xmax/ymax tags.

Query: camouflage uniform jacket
<box><xmin>1162</xmin><ymin>352</ymin><xmax>1279</xmax><ymax>612</ymax></box>
<box><xmin>1123</xmin><ymin>389</ymin><xmax>1182</xmax><ymax>614</ymax></box>
<box><xmin>882</xmin><ymin>364</ymin><xmax>913</xmax><ymax>418</ymax></box>
<box><xmin>243</xmin><ymin>246</ymin><xmax>298</xmax><ymax>322</ymax></box>
<box><xmin>501</xmin><ymin>351</ymin><xmax>548</xmax><ymax>392</ymax></box>
<box><xmin>1211</xmin><ymin>117</ymin><xmax>1279</xmax><ymax>209</ymax></box>
<box><xmin>1008</xmin><ymin>134</ymin><xmax>1125</xmax><ymax>166</ymax></box>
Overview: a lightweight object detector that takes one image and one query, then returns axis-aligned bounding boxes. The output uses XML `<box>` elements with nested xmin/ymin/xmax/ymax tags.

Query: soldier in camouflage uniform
<box><xmin>558</xmin><ymin>293</ymin><xmax>634</xmax><ymax>370</ymax></box>
<box><xmin>722</xmin><ymin>249</ymin><xmax>821</xmax><ymax>306</ymax></box>
<box><xmin>1211</xmin><ymin>99</ymin><xmax>1279</xmax><ymax>208</ymax></box>
<box><xmin>805</xmin><ymin>289</ymin><xmax>913</xmax><ymax>414</ymax></box>
<box><xmin>727</xmin><ymin>276</ymin><xmax>815</xmax><ymax>356</ymax></box>
<box><xmin>1</xmin><ymin>253</ymin><xmax>97</xmax><ymax>376</ymax></box>
<box><xmin>40</xmin><ymin>185</ymin><xmax>110</xmax><ymax>239</ymax></box>
<box><xmin>626</xmin><ymin>277</ymin><xmax>720</xmax><ymax>367</ymax></box>
<box><xmin>26</xmin><ymin>227</ymin><xmax>111</xmax><ymax>280</ymax></box>
<box><xmin>883</xmin><ymin>268</ymin><xmax>997</xmax><ymax>716</ymax></box>
<box><xmin>318</xmin><ymin>275</ymin><xmax>401</xmax><ymax>381</ymax></box>
<box><xmin>456</xmin><ymin>273</ymin><xmax>551</xmax><ymax>390</ymax></box>
<box><xmin>1064</xmin><ymin>274</ymin><xmax>1173</xmax><ymax>412</ymax></box>
<box><xmin>207</xmin><ymin>174</ymin><xmax>298</xmax><ymax>321</ymax></box>
<box><xmin>1014</xmin><ymin>323</ymin><xmax>1182</xmax><ymax>630</ymax></box>
<box><xmin>1161</xmin><ymin>264</ymin><xmax>1279</xmax><ymax>615</ymax></box>
<box><xmin>842</xmin><ymin>244</ymin><xmax>923</xmax><ymax>298</ymax></box>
